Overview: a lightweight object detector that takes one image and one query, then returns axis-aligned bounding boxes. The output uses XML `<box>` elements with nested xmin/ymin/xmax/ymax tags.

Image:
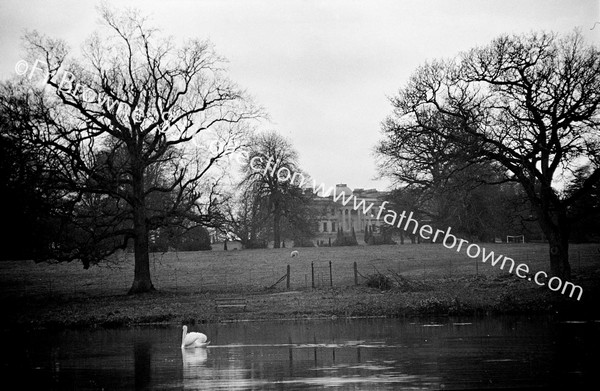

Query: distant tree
<box><xmin>378</xmin><ymin>112</ymin><xmax>474</xmax><ymax>226</ymax></box>
<box><xmin>383</xmin><ymin>188</ymin><xmax>424</xmax><ymax>244</ymax></box>
<box><xmin>240</xmin><ymin>131</ymin><xmax>310</xmax><ymax>248</ymax></box>
<box><xmin>377</xmin><ymin>109</ymin><xmax>526</xmax><ymax>243</ymax></box>
<box><xmin>4</xmin><ymin>5</ymin><xmax>259</xmax><ymax>293</ymax></box>
<box><xmin>176</xmin><ymin>226</ymin><xmax>212</xmax><ymax>251</ymax></box>
<box><xmin>566</xmin><ymin>165</ymin><xmax>600</xmax><ymax>242</ymax></box>
<box><xmin>150</xmin><ymin>225</ymin><xmax>211</xmax><ymax>252</ymax></box>
<box><xmin>378</xmin><ymin>31</ymin><xmax>600</xmax><ymax>278</ymax></box>
<box><xmin>226</xmin><ymin>184</ymin><xmax>271</xmax><ymax>248</ymax></box>
<box><xmin>284</xmin><ymin>188</ymin><xmax>318</xmax><ymax>246</ymax></box>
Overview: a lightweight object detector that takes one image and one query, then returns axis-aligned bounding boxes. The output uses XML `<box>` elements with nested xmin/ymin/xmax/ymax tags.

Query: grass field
<box><xmin>1</xmin><ymin>242</ymin><xmax>599</xmax><ymax>330</ymax></box>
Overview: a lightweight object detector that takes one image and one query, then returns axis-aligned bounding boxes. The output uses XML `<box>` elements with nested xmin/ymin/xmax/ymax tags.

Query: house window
<box><xmin>331</xmin><ymin>222</ymin><xmax>336</xmax><ymax>231</ymax></box>
<box><xmin>323</xmin><ymin>222</ymin><xmax>328</xmax><ymax>232</ymax></box>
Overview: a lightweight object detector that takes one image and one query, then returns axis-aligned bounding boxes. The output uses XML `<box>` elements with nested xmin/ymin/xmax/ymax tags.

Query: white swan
<box><xmin>181</xmin><ymin>325</ymin><xmax>210</xmax><ymax>348</ymax></box>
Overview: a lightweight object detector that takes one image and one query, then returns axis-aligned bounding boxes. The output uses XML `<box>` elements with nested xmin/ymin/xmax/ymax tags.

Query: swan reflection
<box><xmin>182</xmin><ymin>347</ymin><xmax>208</xmax><ymax>367</ymax></box>
<box><xmin>182</xmin><ymin>346</ymin><xmax>212</xmax><ymax>389</ymax></box>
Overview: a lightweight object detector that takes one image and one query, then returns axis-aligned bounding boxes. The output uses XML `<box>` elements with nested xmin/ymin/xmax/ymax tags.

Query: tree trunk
<box><xmin>547</xmin><ymin>227</ymin><xmax>571</xmax><ymax>280</ymax></box>
<box><xmin>128</xmin><ymin>165</ymin><xmax>155</xmax><ymax>294</ymax></box>
<box><xmin>128</xmin><ymin>208</ymin><xmax>155</xmax><ymax>294</ymax></box>
<box><xmin>537</xmin><ymin>206</ymin><xmax>572</xmax><ymax>279</ymax></box>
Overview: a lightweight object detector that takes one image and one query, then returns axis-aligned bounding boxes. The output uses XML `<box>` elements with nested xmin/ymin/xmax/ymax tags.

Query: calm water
<box><xmin>2</xmin><ymin>316</ymin><xmax>599</xmax><ymax>390</ymax></box>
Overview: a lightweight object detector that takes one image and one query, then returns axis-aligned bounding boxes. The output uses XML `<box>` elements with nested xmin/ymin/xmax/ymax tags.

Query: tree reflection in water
<box><xmin>133</xmin><ymin>341</ymin><xmax>151</xmax><ymax>390</ymax></box>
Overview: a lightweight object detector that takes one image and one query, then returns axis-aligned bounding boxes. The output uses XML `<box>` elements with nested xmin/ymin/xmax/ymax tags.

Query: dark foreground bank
<box><xmin>3</xmin><ymin>271</ymin><xmax>600</xmax><ymax>332</ymax></box>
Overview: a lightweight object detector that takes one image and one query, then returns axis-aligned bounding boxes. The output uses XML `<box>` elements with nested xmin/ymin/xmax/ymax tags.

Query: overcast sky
<box><xmin>1</xmin><ymin>0</ymin><xmax>598</xmax><ymax>191</ymax></box>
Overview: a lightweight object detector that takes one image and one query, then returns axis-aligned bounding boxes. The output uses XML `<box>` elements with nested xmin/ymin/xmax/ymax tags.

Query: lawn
<box><xmin>1</xmin><ymin>242</ymin><xmax>599</xmax><ymax>329</ymax></box>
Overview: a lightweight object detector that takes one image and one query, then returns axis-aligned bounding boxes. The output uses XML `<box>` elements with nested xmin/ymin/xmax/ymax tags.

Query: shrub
<box><xmin>417</xmin><ymin>297</ymin><xmax>450</xmax><ymax>313</ymax></box>
<box><xmin>333</xmin><ymin>234</ymin><xmax>358</xmax><ymax>246</ymax></box>
<box><xmin>245</xmin><ymin>239</ymin><xmax>268</xmax><ymax>249</ymax></box>
<box><xmin>293</xmin><ymin>237</ymin><xmax>315</xmax><ymax>247</ymax></box>
<box><xmin>366</xmin><ymin>227</ymin><xmax>396</xmax><ymax>245</ymax></box>
<box><xmin>365</xmin><ymin>273</ymin><xmax>393</xmax><ymax>290</ymax></box>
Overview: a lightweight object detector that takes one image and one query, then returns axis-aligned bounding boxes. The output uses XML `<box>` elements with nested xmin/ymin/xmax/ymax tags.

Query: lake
<box><xmin>3</xmin><ymin>315</ymin><xmax>599</xmax><ymax>389</ymax></box>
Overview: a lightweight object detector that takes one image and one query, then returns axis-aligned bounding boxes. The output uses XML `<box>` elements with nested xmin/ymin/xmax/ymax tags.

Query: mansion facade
<box><xmin>314</xmin><ymin>184</ymin><xmax>388</xmax><ymax>237</ymax></box>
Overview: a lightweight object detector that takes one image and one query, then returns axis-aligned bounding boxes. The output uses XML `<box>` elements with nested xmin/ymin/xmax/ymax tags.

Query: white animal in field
<box><xmin>181</xmin><ymin>325</ymin><xmax>210</xmax><ymax>348</ymax></box>
<box><xmin>291</xmin><ymin>250</ymin><xmax>299</xmax><ymax>257</ymax></box>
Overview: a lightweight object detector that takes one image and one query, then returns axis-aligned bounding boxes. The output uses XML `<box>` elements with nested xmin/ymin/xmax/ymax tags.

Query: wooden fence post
<box><xmin>354</xmin><ymin>261</ymin><xmax>358</xmax><ymax>285</ymax></box>
<box><xmin>329</xmin><ymin>261</ymin><xmax>333</xmax><ymax>287</ymax></box>
<box><xmin>311</xmin><ymin>262</ymin><xmax>315</xmax><ymax>289</ymax></box>
<box><xmin>286</xmin><ymin>264</ymin><xmax>290</xmax><ymax>290</ymax></box>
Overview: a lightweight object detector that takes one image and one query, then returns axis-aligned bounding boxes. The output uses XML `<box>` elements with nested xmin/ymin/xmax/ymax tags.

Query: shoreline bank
<box><xmin>4</xmin><ymin>273</ymin><xmax>598</xmax><ymax>332</ymax></box>
<box><xmin>3</xmin><ymin>244</ymin><xmax>598</xmax><ymax>332</ymax></box>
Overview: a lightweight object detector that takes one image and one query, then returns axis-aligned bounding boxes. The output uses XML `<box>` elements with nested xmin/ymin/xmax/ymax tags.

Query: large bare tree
<box><xmin>379</xmin><ymin>31</ymin><xmax>600</xmax><ymax>279</ymax></box>
<box><xmin>6</xmin><ymin>6</ymin><xmax>260</xmax><ymax>293</ymax></box>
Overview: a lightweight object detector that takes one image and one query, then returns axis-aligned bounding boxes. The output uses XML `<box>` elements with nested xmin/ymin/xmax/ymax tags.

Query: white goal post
<box><xmin>506</xmin><ymin>235</ymin><xmax>525</xmax><ymax>243</ymax></box>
